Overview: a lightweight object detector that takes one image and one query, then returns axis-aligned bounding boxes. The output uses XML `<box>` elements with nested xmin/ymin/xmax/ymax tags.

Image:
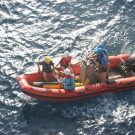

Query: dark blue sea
<box><xmin>0</xmin><ymin>0</ymin><xmax>135</xmax><ymax>134</ymax></box>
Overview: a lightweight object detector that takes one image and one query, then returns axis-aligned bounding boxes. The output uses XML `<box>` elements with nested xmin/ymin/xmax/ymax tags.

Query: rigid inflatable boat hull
<box><xmin>16</xmin><ymin>54</ymin><xmax>135</xmax><ymax>102</ymax></box>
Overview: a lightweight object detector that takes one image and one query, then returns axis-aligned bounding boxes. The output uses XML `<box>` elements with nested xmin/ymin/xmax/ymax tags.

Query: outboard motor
<box><xmin>125</xmin><ymin>55</ymin><xmax>135</xmax><ymax>73</ymax></box>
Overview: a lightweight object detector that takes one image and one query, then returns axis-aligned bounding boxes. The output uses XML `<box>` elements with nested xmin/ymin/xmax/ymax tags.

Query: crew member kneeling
<box><xmin>61</xmin><ymin>68</ymin><xmax>75</xmax><ymax>91</ymax></box>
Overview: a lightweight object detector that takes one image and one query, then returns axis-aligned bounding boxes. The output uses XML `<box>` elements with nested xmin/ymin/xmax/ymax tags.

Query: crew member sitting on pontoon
<box><xmin>55</xmin><ymin>51</ymin><xmax>73</xmax><ymax>73</ymax></box>
<box><xmin>35</xmin><ymin>56</ymin><xmax>60</xmax><ymax>82</ymax></box>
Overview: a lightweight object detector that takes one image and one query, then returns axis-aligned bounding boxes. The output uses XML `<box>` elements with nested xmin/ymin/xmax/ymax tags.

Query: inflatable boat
<box><xmin>16</xmin><ymin>54</ymin><xmax>135</xmax><ymax>102</ymax></box>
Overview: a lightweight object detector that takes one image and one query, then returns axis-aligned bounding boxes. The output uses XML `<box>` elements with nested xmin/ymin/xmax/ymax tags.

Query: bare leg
<box><xmin>53</xmin><ymin>70</ymin><xmax>60</xmax><ymax>82</ymax></box>
<box><xmin>95</xmin><ymin>72</ymin><xmax>100</xmax><ymax>82</ymax></box>
<box><xmin>98</xmin><ymin>72</ymin><xmax>107</xmax><ymax>82</ymax></box>
<box><xmin>106</xmin><ymin>63</ymin><xmax>110</xmax><ymax>79</ymax></box>
<box><xmin>43</xmin><ymin>72</ymin><xmax>48</xmax><ymax>81</ymax></box>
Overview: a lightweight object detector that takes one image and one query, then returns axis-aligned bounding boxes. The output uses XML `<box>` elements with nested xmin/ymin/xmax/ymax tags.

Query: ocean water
<box><xmin>0</xmin><ymin>0</ymin><xmax>135</xmax><ymax>135</ymax></box>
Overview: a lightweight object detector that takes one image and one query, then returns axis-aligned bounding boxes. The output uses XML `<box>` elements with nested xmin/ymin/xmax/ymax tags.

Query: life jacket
<box><xmin>43</xmin><ymin>61</ymin><xmax>54</xmax><ymax>73</ymax></box>
<box><xmin>60</xmin><ymin>56</ymin><xmax>71</xmax><ymax>68</ymax></box>
<box><xmin>62</xmin><ymin>75</ymin><xmax>75</xmax><ymax>90</ymax></box>
<box><xmin>96</xmin><ymin>53</ymin><xmax>108</xmax><ymax>66</ymax></box>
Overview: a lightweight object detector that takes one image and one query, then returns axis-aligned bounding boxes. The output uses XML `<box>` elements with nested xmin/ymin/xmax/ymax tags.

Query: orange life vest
<box><xmin>60</xmin><ymin>56</ymin><xmax>71</xmax><ymax>68</ymax></box>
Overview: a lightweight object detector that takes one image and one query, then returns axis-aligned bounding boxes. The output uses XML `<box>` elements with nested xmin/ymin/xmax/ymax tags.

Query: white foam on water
<box><xmin>126</xmin><ymin>0</ymin><xmax>134</xmax><ymax>2</ymax></box>
<box><xmin>13</xmin><ymin>91</ymin><xmax>33</xmax><ymax>103</ymax></box>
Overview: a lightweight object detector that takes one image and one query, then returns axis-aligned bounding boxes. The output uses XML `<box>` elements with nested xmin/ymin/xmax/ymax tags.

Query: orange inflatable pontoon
<box><xmin>16</xmin><ymin>54</ymin><xmax>135</xmax><ymax>102</ymax></box>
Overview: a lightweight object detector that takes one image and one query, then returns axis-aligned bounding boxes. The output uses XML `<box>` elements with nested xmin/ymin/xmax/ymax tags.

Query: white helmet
<box><xmin>63</xmin><ymin>51</ymin><xmax>69</xmax><ymax>57</ymax></box>
<box><xmin>64</xmin><ymin>68</ymin><xmax>71</xmax><ymax>75</ymax></box>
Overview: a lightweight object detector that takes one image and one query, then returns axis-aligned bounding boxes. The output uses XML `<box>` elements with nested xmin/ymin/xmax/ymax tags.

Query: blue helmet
<box><xmin>97</xmin><ymin>43</ymin><xmax>104</xmax><ymax>49</ymax></box>
<box><xmin>94</xmin><ymin>48</ymin><xmax>103</xmax><ymax>54</ymax></box>
<box><xmin>93</xmin><ymin>43</ymin><xmax>104</xmax><ymax>53</ymax></box>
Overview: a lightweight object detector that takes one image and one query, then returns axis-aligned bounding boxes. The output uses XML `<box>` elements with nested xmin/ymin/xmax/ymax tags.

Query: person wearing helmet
<box><xmin>96</xmin><ymin>43</ymin><xmax>108</xmax><ymax>60</ymax></box>
<box><xmin>95</xmin><ymin>48</ymin><xmax>108</xmax><ymax>66</ymax></box>
<box><xmin>36</xmin><ymin>56</ymin><xmax>59</xmax><ymax>82</ymax></box>
<box><xmin>94</xmin><ymin>47</ymin><xmax>109</xmax><ymax>82</ymax></box>
<box><xmin>61</xmin><ymin>68</ymin><xmax>75</xmax><ymax>91</ymax></box>
<box><xmin>55</xmin><ymin>51</ymin><xmax>73</xmax><ymax>72</ymax></box>
<box><xmin>95</xmin><ymin>43</ymin><xmax>110</xmax><ymax>73</ymax></box>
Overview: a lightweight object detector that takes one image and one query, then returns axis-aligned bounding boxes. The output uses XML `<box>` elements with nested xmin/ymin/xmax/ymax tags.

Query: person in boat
<box><xmin>36</xmin><ymin>56</ymin><xmax>60</xmax><ymax>82</ymax></box>
<box><xmin>80</xmin><ymin>43</ymin><xmax>109</xmax><ymax>84</ymax></box>
<box><xmin>61</xmin><ymin>68</ymin><xmax>75</xmax><ymax>91</ymax></box>
<box><xmin>95</xmin><ymin>43</ymin><xmax>110</xmax><ymax>76</ymax></box>
<box><xmin>94</xmin><ymin>43</ymin><xmax>108</xmax><ymax>59</ymax></box>
<box><xmin>55</xmin><ymin>51</ymin><xmax>73</xmax><ymax>73</ymax></box>
<box><xmin>93</xmin><ymin>47</ymin><xmax>109</xmax><ymax>82</ymax></box>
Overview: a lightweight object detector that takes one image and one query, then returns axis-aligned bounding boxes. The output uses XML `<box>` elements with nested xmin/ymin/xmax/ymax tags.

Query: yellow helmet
<box><xmin>44</xmin><ymin>56</ymin><xmax>51</xmax><ymax>63</ymax></box>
